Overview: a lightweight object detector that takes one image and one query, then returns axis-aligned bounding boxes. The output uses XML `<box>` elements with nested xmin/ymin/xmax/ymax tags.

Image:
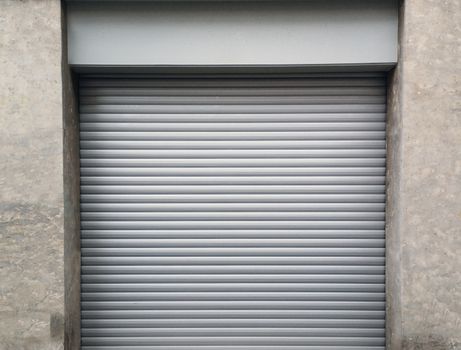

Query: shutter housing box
<box><xmin>67</xmin><ymin>0</ymin><xmax>398</xmax><ymax>67</ymax></box>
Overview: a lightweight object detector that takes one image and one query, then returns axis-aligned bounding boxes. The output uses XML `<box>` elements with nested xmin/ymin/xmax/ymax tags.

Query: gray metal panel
<box><xmin>79</xmin><ymin>74</ymin><xmax>386</xmax><ymax>349</ymax></box>
<box><xmin>68</xmin><ymin>1</ymin><xmax>398</xmax><ymax>66</ymax></box>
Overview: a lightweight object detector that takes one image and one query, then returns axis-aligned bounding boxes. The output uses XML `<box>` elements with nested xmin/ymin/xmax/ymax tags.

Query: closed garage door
<box><xmin>79</xmin><ymin>73</ymin><xmax>386</xmax><ymax>349</ymax></box>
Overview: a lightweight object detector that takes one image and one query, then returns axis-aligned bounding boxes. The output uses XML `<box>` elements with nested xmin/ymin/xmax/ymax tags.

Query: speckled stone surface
<box><xmin>0</xmin><ymin>1</ymin><xmax>64</xmax><ymax>349</ymax></box>
<box><xmin>388</xmin><ymin>0</ymin><xmax>461</xmax><ymax>349</ymax></box>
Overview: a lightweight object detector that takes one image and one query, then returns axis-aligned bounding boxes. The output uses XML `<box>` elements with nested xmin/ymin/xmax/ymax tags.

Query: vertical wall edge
<box><xmin>62</xmin><ymin>1</ymin><xmax>81</xmax><ymax>348</ymax></box>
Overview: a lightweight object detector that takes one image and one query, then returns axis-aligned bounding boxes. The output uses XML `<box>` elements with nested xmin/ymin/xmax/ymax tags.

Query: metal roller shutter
<box><xmin>79</xmin><ymin>73</ymin><xmax>386</xmax><ymax>350</ymax></box>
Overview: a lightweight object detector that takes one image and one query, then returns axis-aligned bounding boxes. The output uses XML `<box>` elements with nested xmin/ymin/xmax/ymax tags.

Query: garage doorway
<box><xmin>78</xmin><ymin>73</ymin><xmax>386</xmax><ymax>349</ymax></box>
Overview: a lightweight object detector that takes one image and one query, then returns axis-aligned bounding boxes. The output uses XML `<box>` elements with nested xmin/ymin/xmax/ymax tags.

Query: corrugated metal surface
<box><xmin>79</xmin><ymin>74</ymin><xmax>386</xmax><ymax>349</ymax></box>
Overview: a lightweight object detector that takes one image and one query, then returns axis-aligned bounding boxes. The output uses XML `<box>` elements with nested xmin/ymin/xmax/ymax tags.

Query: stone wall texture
<box><xmin>0</xmin><ymin>0</ymin><xmax>460</xmax><ymax>350</ymax></box>
<box><xmin>389</xmin><ymin>0</ymin><xmax>461</xmax><ymax>349</ymax></box>
<box><xmin>0</xmin><ymin>1</ymin><xmax>64</xmax><ymax>349</ymax></box>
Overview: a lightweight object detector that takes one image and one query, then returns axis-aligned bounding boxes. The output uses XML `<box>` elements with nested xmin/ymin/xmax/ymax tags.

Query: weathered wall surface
<box><xmin>388</xmin><ymin>0</ymin><xmax>461</xmax><ymax>349</ymax></box>
<box><xmin>0</xmin><ymin>1</ymin><xmax>64</xmax><ymax>349</ymax></box>
<box><xmin>62</xmin><ymin>7</ymin><xmax>81</xmax><ymax>350</ymax></box>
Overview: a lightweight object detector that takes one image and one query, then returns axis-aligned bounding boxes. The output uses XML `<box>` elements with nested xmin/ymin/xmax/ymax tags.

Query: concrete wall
<box><xmin>62</xmin><ymin>7</ymin><xmax>81</xmax><ymax>350</ymax></box>
<box><xmin>0</xmin><ymin>1</ymin><xmax>64</xmax><ymax>349</ymax></box>
<box><xmin>387</xmin><ymin>0</ymin><xmax>461</xmax><ymax>349</ymax></box>
<box><xmin>0</xmin><ymin>0</ymin><xmax>460</xmax><ymax>350</ymax></box>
